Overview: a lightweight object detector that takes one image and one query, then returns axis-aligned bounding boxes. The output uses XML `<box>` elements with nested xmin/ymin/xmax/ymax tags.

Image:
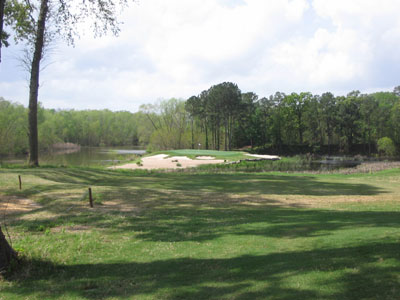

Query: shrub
<box><xmin>377</xmin><ymin>137</ymin><xmax>396</xmax><ymax>157</ymax></box>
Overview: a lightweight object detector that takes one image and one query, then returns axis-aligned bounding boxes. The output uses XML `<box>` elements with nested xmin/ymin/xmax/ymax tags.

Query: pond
<box><xmin>0</xmin><ymin>146</ymin><xmax>146</xmax><ymax>167</ymax></box>
<box><xmin>311</xmin><ymin>156</ymin><xmax>362</xmax><ymax>170</ymax></box>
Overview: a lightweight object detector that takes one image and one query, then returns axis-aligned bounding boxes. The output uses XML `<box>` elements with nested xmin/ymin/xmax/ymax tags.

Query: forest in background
<box><xmin>1</xmin><ymin>83</ymin><xmax>400</xmax><ymax>156</ymax></box>
<box><xmin>0</xmin><ymin>99</ymin><xmax>145</xmax><ymax>155</ymax></box>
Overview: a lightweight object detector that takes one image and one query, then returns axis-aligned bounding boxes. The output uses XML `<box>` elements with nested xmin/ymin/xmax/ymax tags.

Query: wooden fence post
<box><xmin>18</xmin><ymin>175</ymin><xmax>22</xmax><ymax>190</ymax></box>
<box><xmin>88</xmin><ymin>188</ymin><xmax>93</xmax><ymax>208</ymax></box>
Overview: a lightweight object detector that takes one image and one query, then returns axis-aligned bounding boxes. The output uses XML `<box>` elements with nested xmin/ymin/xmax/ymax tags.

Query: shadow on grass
<box><xmin>4</xmin><ymin>242</ymin><xmax>400</xmax><ymax>300</ymax></box>
<box><xmin>2</xmin><ymin>167</ymin><xmax>385</xmax><ymax>196</ymax></box>
<box><xmin>0</xmin><ymin>168</ymin><xmax>396</xmax><ymax>242</ymax></box>
<box><xmin>8</xmin><ymin>188</ymin><xmax>400</xmax><ymax>242</ymax></box>
<box><xmin>1</xmin><ymin>168</ymin><xmax>399</xmax><ymax>299</ymax></box>
<box><xmin>125</xmin><ymin>206</ymin><xmax>400</xmax><ymax>242</ymax></box>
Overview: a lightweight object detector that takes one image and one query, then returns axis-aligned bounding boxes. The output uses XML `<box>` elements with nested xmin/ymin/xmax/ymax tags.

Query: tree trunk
<box><xmin>211</xmin><ymin>124</ymin><xmax>215</xmax><ymax>150</ymax></box>
<box><xmin>28</xmin><ymin>0</ymin><xmax>49</xmax><ymax>166</ymax></box>
<box><xmin>224</xmin><ymin>118</ymin><xmax>228</xmax><ymax>151</ymax></box>
<box><xmin>0</xmin><ymin>226</ymin><xmax>18</xmax><ymax>271</ymax></box>
<box><xmin>296</xmin><ymin>110</ymin><xmax>302</xmax><ymax>145</ymax></box>
<box><xmin>216</xmin><ymin>125</ymin><xmax>220</xmax><ymax>151</ymax></box>
<box><xmin>230</xmin><ymin>116</ymin><xmax>234</xmax><ymax>151</ymax></box>
<box><xmin>191</xmin><ymin>118</ymin><xmax>194</xmax><ymax>149</ymax></box>
<box><xmin>228</xmin><ymin>117</ymin><xmax>231</xmax><ymax>151</ymax></box>
<box><xmin>328</xmin><ymin>132</ymin><xmax>332</xmax><ymax>155</ymax></box>
<box><xmin>0</xmin><ymin>0</ymin><xmax>5</xmax><ymax>63</ymax></box>
<box><xmin>205</xmin><ymin>123</ymin><xmax>208</xmax><ymax>150</ymax></box>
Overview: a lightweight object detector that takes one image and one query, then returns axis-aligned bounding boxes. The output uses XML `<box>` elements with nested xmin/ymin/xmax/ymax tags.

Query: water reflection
<box><xmin>1</xmin><ymin>146</ymin><xmax>146</xmax><ymax>166</ymax></box>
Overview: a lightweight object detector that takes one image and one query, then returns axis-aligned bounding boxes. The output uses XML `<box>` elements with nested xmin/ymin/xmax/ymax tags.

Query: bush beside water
<box><xmin>195</xmin><ymin>156</ymin><xmax>319</xmax><ymax>173</ymax></box>
<box><xmin>194</xmin><ymin>155</ymin><xmax>396</xmax><ymax>173</ymax></box>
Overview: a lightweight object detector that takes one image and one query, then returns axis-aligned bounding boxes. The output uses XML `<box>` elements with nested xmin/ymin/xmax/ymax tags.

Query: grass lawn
<box><xmin>148</xmin><ymin>149</ymin><xmax>250</xmax><ymax>161</ymax></box>
<box><xmin>0</xmin><ymin>166</ymin><xmax>400</xmax><ymax>299</ymax></box>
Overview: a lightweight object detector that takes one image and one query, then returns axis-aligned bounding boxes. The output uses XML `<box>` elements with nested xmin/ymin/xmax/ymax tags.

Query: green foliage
<box><xmin>195</xmin><ymin>156</ymin><xmax>316</xmax><ymax>173</ymax></box>
<box><xmin>2</xmin><ymin>0</ymin><xmax>35</xmax><ymax>46</ymax></box>
<box><xmin>0</xmin><ymin>98</ymin><xmax>143</xmax><ymax>155</ymax></box>
<box><xmin>0</xmin><ymin>97</ymin><xmax>27</xmax><ymax>155</ymax></box>
<box><xmin>2</xmin><ymin>82</ymin><xmax>400</xmax><ymax>158</ymax></box>
<box><xmin>141</xmin><ymin>99</ymin><xmax>192</xmax><ymax>151</ymax></box>
<box><xmin>153</xmin><ymin>149</ymin><xmax>248</xmax><ymax>161</ymax></box>
<box><xmin>1</xmin><ymin>167</ymin><xmax>400</xmax><ymax>298</ymax></box>
<box><xmin>179</xmin><ymin>84</ymin><xmax>400</xmax><ymax>155</ymax></box>
<box><xmin>377</xmin><ymin>137</ymin><xmax>396</xmax><ymax>156</ymax></box>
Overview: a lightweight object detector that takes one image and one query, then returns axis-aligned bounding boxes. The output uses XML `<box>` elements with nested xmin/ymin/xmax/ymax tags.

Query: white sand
<box><xmin>110</xmin><ymin>152</ymin><xmax>280</xmax><ymax>170</ymax></box>
<box><xmin>147</xmin><ymin>154</ymin><xmax>169</xmax><ymax>159</ymax></box>
<box><xmin>245</xmin><ymin>154</ymin><xmax>280</xmax><ymax>160</ymax></box>
<box><xmin>169</xmin><ymin>156</ymin><xmax>191</xmax><ymax>160</ymax></box>
<box><xmin>111</xmin><ymin>154</ymin><xmax>224</xmax><ymax>170</ymax></box>
<box><xmin>196</xmin><ymin>156</ymin><xmax>216</xmax><ymax>160</ymax></box>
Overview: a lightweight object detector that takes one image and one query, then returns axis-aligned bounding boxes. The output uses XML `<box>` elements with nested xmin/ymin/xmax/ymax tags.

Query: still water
<box><xmin>1</xmin><ymin>146</ymin><xmax>146</xmax><ymax>166</ymax></box>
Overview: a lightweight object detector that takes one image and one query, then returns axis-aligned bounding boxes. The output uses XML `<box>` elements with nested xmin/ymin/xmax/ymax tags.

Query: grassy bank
<box><xmin>0</xmin><ymin>166</ymin><xmax>400</xmax><ymax>299</ymax></box>
<box><xmin>195</xmin><ymin>156</ymin><xmax>311</xmax><ymax>172</ymax></box>
<box><xmin>148</xmin><ymin>149</ymin><xmax>250</xmax><ymax>161</ymax></box>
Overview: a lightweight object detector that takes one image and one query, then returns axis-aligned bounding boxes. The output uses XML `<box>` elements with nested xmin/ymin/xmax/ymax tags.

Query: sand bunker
<box><xmin>111</xmin><ymin>152</ymin><xmax>280</xmax><ymax>170</ymax></box>
<box><xmin>196</xmin><ymin>156</ymin><xmax>216</xmax><ymax>160</ymax></box>
<box><xmin>111</xmin><ymin>154</ymin><xmax>224</xmax><ymax>170</ymax></box>
<box><xmin>245</xmin><ymin>154</ymin><xmax>280</xmax><ymax>160</ymax></box>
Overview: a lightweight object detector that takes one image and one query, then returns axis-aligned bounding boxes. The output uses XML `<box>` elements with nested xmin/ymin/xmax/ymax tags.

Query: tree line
<box><xmin>1</xmin><ymin>83</ymin><xmax>400</xmax><ymax>157</ymax></box>
<box><xmin>0</xmin><ymin>97</ymin><xmax>148</xmax><ymax>155</ymax></box>
<box><xmin>143</xmin><ymin>83</ymin><xmax>400</xmax><ymax>156</ymax></box>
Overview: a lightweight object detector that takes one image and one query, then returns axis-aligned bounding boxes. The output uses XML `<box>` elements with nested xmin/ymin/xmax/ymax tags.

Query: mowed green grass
<box><xmin>149</xmin><ymin>149</ymin><xmax>249</xmax><ymax>161</ymax></box>
<box><xmin>0</xmin><ymin>167</ymin><xmax>400</xmax><ymax>299</ymax></box>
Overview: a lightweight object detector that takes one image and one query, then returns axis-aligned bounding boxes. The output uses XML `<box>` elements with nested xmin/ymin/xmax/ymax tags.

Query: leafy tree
<box><xmin>198</xmin><ymin>90</ymin><xmax>210</xmax><ymax>149</ymax></box>
<box><xmin>219</xmin><ymin>82</ymin><xmax>241</xmax><ymax>150</ymax></box>
<box><xmin>185</xmin><ymin>96</ymin><xmax>200</xmax><ymax>149</ymax></box>
<box><xmin>206</xmin><ymin>84</ymin><xmax>223</xmax><ymax>150</ymax></box>
<box><xmin>390</xmin><ymin>102</ymin><xmax>400</xmax><ymax>145</ymax></box>
<box><xmin>267</xmin><ymin>92</ymin><xmax>285</xmax><ymax>147</ymax></box>
<box><xmin>255</xmin><ymin>97</ymin><xmax>270</xmax><ymax>146</ymax></box>
<box><xmin>336</xmin><ymin>92</ymin><xmax>361</xmax><ymax>152</ymax></box>
<box><xmin>1</xmin><ymin>0</ymin><xmax>34</xmax><ymax>62</ymax></box>
<box><xmin>377</xmin><ymin>137</ymin><xmax>396</xmax><ymax>156</ymax></box>
<box><xmin>2</xmin><ymin>0</ymin><xmax>133</xmax><ymax>166</ymax></box>
<box><xmin>0</xmin><ymin>97</ymin><xmax>27</xmax><ymax>155</ymax></box>
<box><xmin>0</xmin><ymin>0</ymin><xmax>5</xmax><ymax>60</ymax></box>
<box><xmin>235</xmin><ymin>92</ymin><xmax>260</xmax><ymax>148</ymax></box>
<box><xmin>319</xmin><ymin>92</ymin><xmax>337</xmax><ymax>154</ymax></box>
<box><xmin>371</xmin><ymin>92</ymin><xmax>398</xmax><ymax>140</ymax></box>
<box><xmin>281</xmin><ymin>92</ymin><xmax>310</xmax><ymax>145</ymax></box>
<box><xmin>304</xmin><ymin>94</ymin><xmax>322</xmax><ymax>148</ymax></box>
<box><xmin>359</xmin><ymin>95</ymin><xmax>378</xmax><ymax>154</ymax></box>
<box><xmin>393</xmin><ymin>86</ymin><xmax>400</xmax><ymax>97</ymax></box>
<box><xmin>142</xmin><ymin>99</ymin><xmax>190</xmax><ymax>151</ymax></box>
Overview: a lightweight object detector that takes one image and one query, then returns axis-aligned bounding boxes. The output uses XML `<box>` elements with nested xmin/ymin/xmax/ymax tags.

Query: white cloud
<box><xmin>39</xmin><ymin>0</ymin><xmax>312</xmax><ymax>109</ymax></box>
<box><xmin>267</xmin><ymin>27</ymin><xmax>371</xmax><ymax>87</ymax></box>
<box><xmin>1</xmin><ymin>0</ymin><xmax>400</xmax><ymax>110</ymax></box>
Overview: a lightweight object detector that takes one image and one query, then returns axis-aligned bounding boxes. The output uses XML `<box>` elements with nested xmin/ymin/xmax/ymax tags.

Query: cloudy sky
<box><xmin>1</xmin><ymin>0</ymin><xmax>400</xmax><ymax>112</ymax></box>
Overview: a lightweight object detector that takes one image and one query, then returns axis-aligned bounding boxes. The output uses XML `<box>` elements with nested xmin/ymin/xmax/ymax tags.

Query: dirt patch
<box><xmin>0</xmin><ymin>195</ymin><xmax>42</xmax><ymax>214</ymax></box>
<box><xmin>52</xmin><ymin>225</ymin><xmax>92</xmax><ymax>233</ymax></box>
<box><xmin>111</xmin><ymin>154</ymin><xmax>224</xmax><ymax>170</ymax></box>
<box><xmin>96</xmin><ymin>200</ymin><xmax>140</xmax><ymax>213</ymax></box>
